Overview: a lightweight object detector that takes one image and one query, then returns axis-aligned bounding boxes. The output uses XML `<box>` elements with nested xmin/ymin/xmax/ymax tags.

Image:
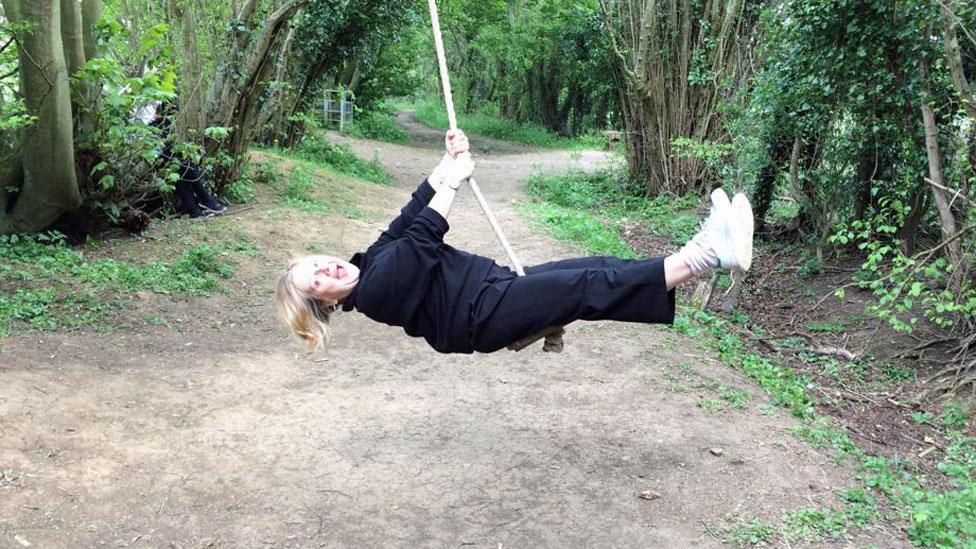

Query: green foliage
<box><xmin>526</xmin><ymin>169</ymin><xmax>701</xmax><ymax>244</ymax></box>
<box><xmin>719</xmin><ymin>388</ymin><xmax>750</xmax><ymax>409</ymax></box>
<box><xmin>283</xmin><ymin>165</ymin><xmax>318</xmax><ymax>207</ymax></box>
<box><xmin>0</xmin><ymin>233</ymin><xmax>232</xmax><ymax>336</ymax></box>
<box><xmin>521</xmin><ymin>202</ymin><xmax>636</xmax><ymax>258</ymax></box>
<box><xmin>71</xmin><ymin>21</ymin><xmax>181</xmax><ymax>220</ymax></box>
<box><xmin>293</xmin><ymin>133</ymin><xmax>392</xmax><ymax>185</ymax></box>
<box><xmin>430</xmin><ymin>0</ymin><xmax>615</xmax><ymax>138</ymax></box>
<box><xmin>939</xmin><ymin>402</ymin><xmax>969</xmax><ymax>430</ymax></box>
<box><xmin>671</xmin><ymin>137</ymin><xmax>735</xmax><ymax>183</ymax></box>
<box><xmin>862</xmin><ymin>444</ymin><xmax>976</xmax><ymax>548</ymax></box>
<box><xmin>830</xmin><ymin>219</ymin><xmax>976</xmax><ymax>334</ymax></box>
<box><xmin>272</xmin><ymin>161</ymin><xmax>363</xmax><ymax>219</ymax></box>
<box><xmin>0</xmin><ymin>98</ymin><xmax>36</xmax><ymax>132</ymax></box>
<box><xmin>347</xmin><ymin>107</ymin><xmax>409</xmax><ymax>144</ymax></box>
<box><xmin>224</xmin><ymin>172</ymin><xmax>256</xmax><ymax>204</ymax></box>
<box><xmin>804</xmin><ymin>320</ymin><xmax>845</xmax><ymax>332</ymax></box>
<box><xmin>714</xmin><ymin>515</ymin><xmax>776</xmax><ymax>547</ymax></box>
<box><xmin>412</xmin><ymin>96</ymin><xmax>603</xmax><ymax>149</ymax></box>
<box><xmin>781</xmin><ymin>507</ymin><xmax>850</xmax><ymax>542</ymax></box>
<box><xmin>697</xmin><ymin>397</ymin><xmax>723</xmax><ymax>412</ymax></box>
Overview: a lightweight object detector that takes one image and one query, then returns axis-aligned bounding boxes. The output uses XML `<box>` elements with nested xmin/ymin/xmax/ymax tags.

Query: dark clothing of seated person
<box><xmin>150</xmin><ymin>103</ymin><xmax>226</xmax><ymax>218</ymax></box>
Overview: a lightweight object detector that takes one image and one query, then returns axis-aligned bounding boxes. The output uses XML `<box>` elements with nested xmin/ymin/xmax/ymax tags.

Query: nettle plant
<box><xmin>72</xmin><ymin>21</ymin><xmax>183</xmax><ymax>221</ymax></box>
<box><xmin>830</xmin><ymin>204</ymin><xmax>975</xmax><ymax>334</ymax></box>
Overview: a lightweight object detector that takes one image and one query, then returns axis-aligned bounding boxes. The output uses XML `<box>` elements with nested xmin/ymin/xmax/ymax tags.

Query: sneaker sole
<box><xmin>731</xmin><ymin>193</ymin><xmax>753</xmax><ymax>271</ymax></box>
<box><xmin>709</xmin><ymin>188</ymin><xmax>738</xmax><ymax>270</ymax></box>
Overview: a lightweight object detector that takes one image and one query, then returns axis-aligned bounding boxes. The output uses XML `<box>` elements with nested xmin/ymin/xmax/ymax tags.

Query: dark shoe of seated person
<box><xmin>200</xmin><ymin>202</ymin><xmax>227</xmax><ymax>215</ymax></box>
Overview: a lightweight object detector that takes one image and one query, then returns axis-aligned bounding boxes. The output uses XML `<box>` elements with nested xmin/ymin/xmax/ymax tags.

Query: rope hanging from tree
<box><xmin>426</xmin><ymin>0</ymin><xmax>564</xmax><ymax>352</ymax></box>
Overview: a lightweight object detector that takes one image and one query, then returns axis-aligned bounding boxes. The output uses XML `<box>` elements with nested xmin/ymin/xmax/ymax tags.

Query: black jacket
<box><xmin>343</xmin><ymin>180</ymin><xmax>503</xmax><ymax>353</ymax></box>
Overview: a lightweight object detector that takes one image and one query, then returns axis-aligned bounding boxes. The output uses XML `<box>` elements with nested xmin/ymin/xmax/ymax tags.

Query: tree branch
<box><xmin>815</xmin><ymin>223</ymin><xmax>976</xmax><ymax>309</ymax></box>
<box><xmin>10</xmin><ymin>35</ymin><xmax>54</xmax><ymax>90</ymax></box>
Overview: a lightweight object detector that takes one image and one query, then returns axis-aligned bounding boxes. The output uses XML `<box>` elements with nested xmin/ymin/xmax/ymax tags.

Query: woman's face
<box><xmin>290</xmin><ymin>255</ymin><xmax>360</xmax><ymax>304</ymax></box>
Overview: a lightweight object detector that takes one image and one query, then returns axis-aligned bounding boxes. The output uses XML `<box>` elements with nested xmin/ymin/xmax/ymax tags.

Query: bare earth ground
<box><xmin>0</xmin><ymin>114</ymin><xmax>909</xmax><ymax>547</ymax></box>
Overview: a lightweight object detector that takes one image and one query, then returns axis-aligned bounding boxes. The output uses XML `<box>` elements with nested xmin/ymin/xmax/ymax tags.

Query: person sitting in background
<box><xmin>150</xmin><ymin>100</ymin><xmax>227</xmax><ymax>219</ymax></box>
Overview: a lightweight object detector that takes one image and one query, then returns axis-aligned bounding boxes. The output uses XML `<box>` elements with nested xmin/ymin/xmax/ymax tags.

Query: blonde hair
<box><xmin>275</xmin><ymin>260</ymin><xmax>335</xmax><ymax>351</ymax></box>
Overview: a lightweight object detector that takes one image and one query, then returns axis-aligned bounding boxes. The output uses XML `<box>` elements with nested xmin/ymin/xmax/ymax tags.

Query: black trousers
<box><xmin>173</xmin><ymin>162</ymin><xmax>220</xmax><ymax>217</ymax></box>
<box><xmin>470</xmin><ymin>256</ymin><xmax>675</xmax><ymax>352</ymax></box>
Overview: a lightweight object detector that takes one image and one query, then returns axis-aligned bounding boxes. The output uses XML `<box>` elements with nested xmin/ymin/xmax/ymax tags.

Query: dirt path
<box><xmin>0</xmin><ymin>115</ymin><xmax>899</xmax><ymax>547</ymax></box>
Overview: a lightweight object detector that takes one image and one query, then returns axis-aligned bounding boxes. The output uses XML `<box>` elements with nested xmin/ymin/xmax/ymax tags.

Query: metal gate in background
<box><xmin>323</xmin><ymin>89</ymin><xmax>354</xmax><ymax>132</ymax></box>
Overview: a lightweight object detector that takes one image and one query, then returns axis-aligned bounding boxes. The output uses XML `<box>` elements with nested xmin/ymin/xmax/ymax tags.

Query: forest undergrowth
<box><xmin>525</xmin><ymin>169</ymin><xmax>976</xmax><ymax>548</ymax></box>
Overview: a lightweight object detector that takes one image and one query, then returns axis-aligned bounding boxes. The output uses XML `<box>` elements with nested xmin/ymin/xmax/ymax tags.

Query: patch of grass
<box><xmin>782</xmin><ymin>507</ymin><xmax>850</xmax><ymax>542</ymax></box>
<box><xmin>346</xmin><ymin>108</ymin><xmax>409</xmax><ymax>144</ymax></box>
<box><xmin>0</xmin><ymin>468</ymin><xmax>24</xmax><ymax>488</ymax></box>
<box><xmin>247</xmin><ymin>160</ymin><xmax>282</xmax><ymax>186</ymax></box>
<box><xmin>525</xmin><ymin>170</ymin><xmax>701</xmax><ymax>245</ymax></box>
<box><xmin>882</xmin><ymin>364</ymin><xmax>916</xmax><ymax>381</ymax></box>
<box><xmin>711</xmin><ymin>514</ymin><xmax>776</xmax><ymax>547</ymax></box>
<box><xmin>911</xmin><ymin>411</ymin><xmax>935</xmax><ymax>424</ymax></box>
<box><xmin>788</xmin><ymin>416</ymin><xmax>861</xmax><ymax>457</ymax></box>
<box><xmin>939</xmin><ymin>402</ymin><xmax>969</xmax><ymax>430</ymax></box>
<box><xmin>411</xmin><ymin>96</ymin><xmax>603</xmax><ymax>150</ymax></box>
<box><xmin>278</xmin><ymin>163</ymin><xmax>364</xmax><ymax>219</ymax></box>
<box><xmin>700</xmin><ymin>312</ymin><xmax>816</xmax><ymax>419</ymax></box>
<box><xmin>0</xmin><ymin>233</ymin><xmax>234</xmax><ymax>337</ymax></box>
<box><xmin>697</xmin><ymin>397</ymin><xmax>723</xmax><ymax>412</ymax></box>
<box><xmin>226</xmin><ymin>159</ymin><xmax>286</xmax><ymax>204</ymax></box>
<box><xmin>861</xmin><ymin>438</ymin><xmax>976</xmax><ymax>548</ymax></box>
<box><xmin>259</xmin><ymin>134</ymin><xmax>392</xmax><ymax>186</ymax></box>
<box><xmin>719</xmin><ymin>387</ymin><xmax>750</xmax><ymax>409</ymax></box>
<box><xmin>520</xmin><ymin>202</ymin><xmax>636</xmax><ymax>258</ymax></box>
<box><xmin>797</xmin><ymin>253</ymin><xmax>823</xmax><ymax>277</ymax></box>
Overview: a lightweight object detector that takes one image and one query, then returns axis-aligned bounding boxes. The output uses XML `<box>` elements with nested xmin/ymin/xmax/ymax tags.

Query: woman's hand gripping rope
<box><xmin>429</xmin><ymin>130</ymin><xmax>474</xmax><ymax>191</ymax></box>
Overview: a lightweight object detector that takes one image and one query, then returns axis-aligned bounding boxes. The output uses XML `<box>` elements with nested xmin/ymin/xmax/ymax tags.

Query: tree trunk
<box><xmin>942</xmin><ymin>0</ymin><xmax>976</xmax><ymax>121</ymax></box>
<box><xmin>753</xmin><ymin>132</ymin><xmax>792</xmax><ymax>230</ymax></box>
<box><xmin>59</xmin><ymin>0</ymin><xmax>85</xmax><ymax>76</ymax></box>
<box><xmin>921</xmin><ymin>100</ymin><xmax>962</xmax><ymax>274</ymax></box>
<box><xmin>941</xmin><ymin>0</ymin><xmax>976</xmax><ymax>190</ymax></box>
<box><xmin>81</xmin><ymin>0</ymin><xmax>103</xmax><ymax>61</ymax></box>
<box><xmin>257</xmin><ymin>23</ymin><xmax>297</xmax><ymax>144</ymax></box>
<box><xmin>205</xmin><ymin>1</ymin><xmax>300</xmax><ymax>189</ymax></box>
<box><xmin>599</xmin><ymin>0</ymin><xmax>749</xmax><ymax>196</ymax></box>
<box><xmin>176</xmin><ymin>0</ymin><xmax>204</xmax><ymax>138</ymax></box>
<box><xmin>0</xmin><ymin>0</ymin><xmax>82</xmax><ymax>234</ymax></box>
<box><xmin>853</xmin><ymin>139</ymin><xmax>877</xmax><ymax>221</ymax></box>
<box><xmin>898</xmin><ymin>182</ymin><xmax>928</xmax><ymax>256</ymax></box>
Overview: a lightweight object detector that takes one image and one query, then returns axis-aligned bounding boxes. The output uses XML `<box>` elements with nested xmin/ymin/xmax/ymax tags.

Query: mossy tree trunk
<box><xmin>80</xmin><ymin>0</ymin><xmax>102</xmax><ymax>61</ymax></box>
<box><xmin>59</xmin><ymin>0</ymin><xmax>85</xmax><ymax>77</ymax></box>
<box><xmin>0</xmin><ymin>0</ymin><xmax>81</xmax><ymax>234</ymax></box>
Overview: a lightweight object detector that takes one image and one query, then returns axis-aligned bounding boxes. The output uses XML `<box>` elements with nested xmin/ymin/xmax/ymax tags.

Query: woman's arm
<box><xmin>372</xmin><ymin>131</ymin><xmax>471</xmax><ymax>247</ymax></box>
<box><xmin>373</xmin><ymin>180</ymin><xmax>438</xmax><ymax>247</ymax></box>
<box><xmin>427</xmin><ymin>185</ymin><xmax>458</xmax><ymax>220</ymax></box>
<box><xmin>426</xmin><ymin>150</ymin><xmax>473</xmax><ymax>221</ymax></box>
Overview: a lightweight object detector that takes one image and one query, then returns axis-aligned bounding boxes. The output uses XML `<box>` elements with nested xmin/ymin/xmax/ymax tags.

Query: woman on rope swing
<box><xmin>275</xmin><ymin>129</ymin><xmax>754</xmax><ymax>354</ymax></box>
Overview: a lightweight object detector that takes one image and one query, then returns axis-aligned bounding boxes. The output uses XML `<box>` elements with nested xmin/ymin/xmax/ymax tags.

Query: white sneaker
<box><xmin>731</xmin><ymin>192</ymin><xmax>754</xmax><ymax>271</ymax></box>
<box><xmin>700</xmin><ymin>188</ymin><xmax>752</xmax><ymax>271</ymax></box>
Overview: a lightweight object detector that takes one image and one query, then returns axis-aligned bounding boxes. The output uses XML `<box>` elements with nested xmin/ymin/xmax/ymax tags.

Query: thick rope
<box><xmin>427</xmin><ymin>0</ymin><xmax>524</xmax><ymax>275</ymax></box>
<box><xmin>427</xmin><ymin>0</ymin><xmax>563</xmax><ymax>352</ymax></box>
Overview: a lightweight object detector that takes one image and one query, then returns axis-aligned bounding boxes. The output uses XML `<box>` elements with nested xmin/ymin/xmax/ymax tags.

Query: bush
<box><xmin>347</xmin><ymin>110</ymin><xmax>408</xmax><ymax>144</ymax></box>
<box><xmin>294</xmin><ymin>135</ymin><xmax>392</xmax><ymax>186</ymax></box>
